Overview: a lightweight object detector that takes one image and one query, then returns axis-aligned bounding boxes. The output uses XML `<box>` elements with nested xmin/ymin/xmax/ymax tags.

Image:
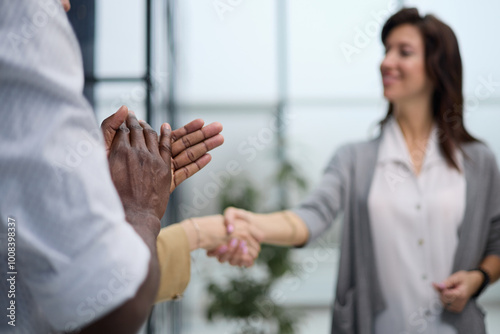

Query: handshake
<box><xmin>186</xmin><ymin>207</ymin><xmax>265</xmax><ymax>268</ymax></box>
<box><xmin>101</xmin><ymin>106</ymin><xmax>270</xmax><ymax>269</ymax></box>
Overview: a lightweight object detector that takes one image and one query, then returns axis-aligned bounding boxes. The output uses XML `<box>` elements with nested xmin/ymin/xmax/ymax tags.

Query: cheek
<box><xmin>405</xmin><ymin>62</ymin><xmax>428</xmax><ymax>87</ymax></box>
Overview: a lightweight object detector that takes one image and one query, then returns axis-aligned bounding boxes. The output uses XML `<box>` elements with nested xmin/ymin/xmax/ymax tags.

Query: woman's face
<box><xmin>380</xmin><ymin>24</ymin><xmax>433</xmax><ymax>104</ymax></box>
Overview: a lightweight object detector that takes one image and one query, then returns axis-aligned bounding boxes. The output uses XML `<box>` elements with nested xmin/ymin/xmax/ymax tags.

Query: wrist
<box><xmin>183</xmin><ymin>215</ymin><xmax>226</xmax><ymax>251</ymax></box>
<box><xmin>468</xmin><ymin>268</ymin><xmax>490</xmax><ymax>299</ymax></box>
<box><xmin>125</xmin><ymin>210</ymin><xmax>162</xmax><ymax>238</ymax></box>
<box><xmin>468</xmin><ymin>271</ymin><xmax>483</xmax><ymax>293</ymax></box>
<box><xmin>199</xmin><ymin>215</ymin><xmax>225</xmax><ymax>250</ymax></box>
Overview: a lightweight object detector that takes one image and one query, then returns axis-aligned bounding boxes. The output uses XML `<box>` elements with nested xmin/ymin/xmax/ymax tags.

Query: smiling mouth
<box><xmin>382</xmin><ymin>75</ymin><xmax>399</xmax><ymax>86</ymax></box>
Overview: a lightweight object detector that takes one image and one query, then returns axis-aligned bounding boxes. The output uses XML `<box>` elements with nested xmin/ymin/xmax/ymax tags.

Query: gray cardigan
<box><xmin>294</xmin><ymin>135</ymin><xmax>500</xmax><ymax>334</ymax></box>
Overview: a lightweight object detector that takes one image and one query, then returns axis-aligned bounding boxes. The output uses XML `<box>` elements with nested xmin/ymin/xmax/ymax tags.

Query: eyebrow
<box><xmin>384</xmin><ymin>42</ymin><xmax>416</xmax><ymax>50</ymax></box>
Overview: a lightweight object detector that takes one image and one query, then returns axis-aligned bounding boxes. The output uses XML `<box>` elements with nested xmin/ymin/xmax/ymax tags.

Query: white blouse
<box><xmin>368</xmin><ymin>117</ymin><xmax>465</xmax><ymax>334</ymax></box>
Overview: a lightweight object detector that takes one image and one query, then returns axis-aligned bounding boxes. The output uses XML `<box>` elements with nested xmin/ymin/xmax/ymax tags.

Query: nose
<box><xmin>380</xmin><ymin>50</ymin><xmax>396</xmax><ymax>72</ymax></box>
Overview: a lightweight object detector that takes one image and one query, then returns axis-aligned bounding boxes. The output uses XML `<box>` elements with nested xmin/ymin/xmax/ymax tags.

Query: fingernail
<box><xmin>438</xmin><ymin>283</ymin><xmax>446</xmax><ymax>289</ymax></box>
<box><xmin>227</xmin><ymin>224</ymin><xmax>234</xmax><ymax>234</ymax></box>
<box><xmin>162</xmin><ymin>123</ymin><xmax>171</xmax><ymax>132</ymax></box>
<box><xmin>230</xmin><ymin>239</ymin><xmax>238</xmax><ymax>248</ymax></box>
<box><xmin>218</xmin><ymin>246</ymin><xmax>228</xmax><ymax>254</ymax></box>
<box><xmin>239</xmin><ymin>241</ymin><xmax>247</xmax><ymax>249</ymax></box>
<box><xmin>242</xmin><ymin>246</ymin><xmax>248</xmax><ymax>254</ymax></box>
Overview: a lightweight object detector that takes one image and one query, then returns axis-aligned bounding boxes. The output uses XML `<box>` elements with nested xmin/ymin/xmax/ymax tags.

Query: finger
<box><xmin>126</xmin><ymin>112</ymin><xmax>147</xmax><ymax>150</ymax></box>
<box><xmin>229</xmin><ymin>247</ymin><xmax>251</xmax><ymax>267</ymax></box>
<box><xmin>171</xmin><ymin>119</ymin><xmax>205</xmax><ymax>143</ymax></box>
<box><xmin>432</xmin><ymin>282</ymin><xmax>447</xmax><ymax>293</ymax></box>
<box><xmin>158</xmin><ymin>123</ymin><xmax>172</xmax><ymax>165</ymax></box>
<box><xmin>172</xmin><ymin>135</ymin><xmax>224</xmax><ymax>171</ymax></box>
<box><xmin>171</xmin><ymin>154</ymin><xmax>212</xmax><ymax>191</ymax></box>
<box><xmin>245</xmin><ymin>243</ymin><xmax>260</xmax><ymax>262</ymax></box>
<box><xmin>208</xmin><ymin>245</ymin><xmax>228</xmax><ymax>259</ymax></box>
<box><xmin>218</xmin><ymin>238</ymin><xmax>240</xmax><ymax>263</ymax></box>
<box><xmin>111</xmin><ymin>122</ymin><xmax>131</xmax><ymax>150</ymax></box>
<box><xmin>441</xmin><ymin>271</ymin><xmax>464</xmax><ymax>289</ymax></box>
<box><xmin>442</xmin><ymin>290</ymin><xmax>460</xmax><ymax>306</ymax></box>
<box><xmin>239</xmin><ymin>251</ymin><xmax>258</xmax><ymax>268</ymax></box>
<box><xmin>101</xmin><ymin>106</ymin><xmax>129</xmax><ymax>155</ymax></box>
<box><xmin>223</xmin><ymin>207</ymin><xmax>237</xmax><ymax>233</ymax></box>
<box><xmin>225</xmin><ymin>208</ymin><xmax>254</xmax><ymax>236</ymax></box>
<box><xmin>241</xmin><ymin>233</ymin><xmax>260</xmax><ymax>257</ymax></box>
<box><xmin>172</xmin><ymin>122</ymin><xmax>223</xmax><ymax>157</ymax></box>
<box><xmin>139</xmin><ymin>120</ymin><xmax>160</xmax><ymax>155</ymax></box>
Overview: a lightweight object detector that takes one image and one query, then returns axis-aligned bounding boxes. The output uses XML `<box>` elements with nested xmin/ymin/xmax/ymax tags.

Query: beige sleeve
<box><xmin>154</xmin><ymin>224</ymin><xmax>191</xmax><ymax>303</ymax></box>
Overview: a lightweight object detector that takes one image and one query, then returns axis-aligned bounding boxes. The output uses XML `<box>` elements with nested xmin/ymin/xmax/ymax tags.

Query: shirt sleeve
<box><xmin>484</xmin><ymin>149</ymin><xmax>500</xmax><ymax>258</ymax></box>
<box><xmin>0</xmin><ymin>1</ymin><xmax>150</xmax><ymax>331</ymax></box>
<box><xmin>155</xmin><ymin>224</ymin><xmax>191</xmax><ymax>303</ymax></box>
<box><xmin>292</xmin><ymin>144</ymin><xmax>352</xmax><ymax>244</ymax></box>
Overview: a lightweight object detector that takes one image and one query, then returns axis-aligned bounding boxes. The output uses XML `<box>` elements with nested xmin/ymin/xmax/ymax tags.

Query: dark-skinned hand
<box><xmin>101</xmin><ymin>106</ymin><xmax>224</xmax><ymax>194</ymax></box>
<box><xmin>107</xmin><ymin>111</ymin><xmax>172</xmax><ymax>236</ymax></box>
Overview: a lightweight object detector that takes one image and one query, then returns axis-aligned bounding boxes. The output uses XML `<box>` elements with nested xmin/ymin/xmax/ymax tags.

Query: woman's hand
<box><xmin>432</xmin><ymin>270</ymin><xmax>484</xmax><ymax>313</ymax></box>
<box><xmin>206</xmin><ymin>207</ymin><xmax>264</xmax><ymax>267</ymax></box>
<box><xmin>182</xmin><ymin>213</ymin><xmax>263</xmax><ymax>267</ymax></box>
<box><xmin>101</xmin><ymin>106</ymin><xmax>224</xmax><ymax>193</ymax></box>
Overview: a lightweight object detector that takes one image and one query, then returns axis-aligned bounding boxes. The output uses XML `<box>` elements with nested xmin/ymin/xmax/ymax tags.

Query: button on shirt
<box><xmin>368</xmin><ymin>118</ymin><xmax>465</xmax><ymax>334</ymax></box>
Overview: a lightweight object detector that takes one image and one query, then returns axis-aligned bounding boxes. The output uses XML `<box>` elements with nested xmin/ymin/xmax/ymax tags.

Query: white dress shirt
<box><xmin>0</xmin><ymin>1</ymin><xmax>149</xmax><ymax>333</ymax></box>
<box><xmin>368</xmin><ymin>117</ymin><xmax>465</xmax><ymax>334</ymax></box>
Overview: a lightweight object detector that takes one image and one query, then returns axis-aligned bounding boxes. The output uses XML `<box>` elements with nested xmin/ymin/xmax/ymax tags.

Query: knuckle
<box><xmin>181</xmin><ymin>136</ymin><xmax>192</xmax><ymax>148</ymax></box>
<box><xmin>130</xmin><ymin>124</ymin><xmax>143</xmax><ymax>131</ymax></box>
<box><xmin>144</xmin><ymin>128</ymin><xmax>158</xmax><ymax>137</ymax></box>
<box><xmin>186</xmin><ymin>149</ymin><xmax>196</xmax><ymax>162</ymax></box>
<box><xmin>159</xmin><ymin>143</ymin><xmax>173</xmax><ymax>156</ymax></box>
<box><xmin>119</xmin><ymin>126</ymin><xmax>130</xmax><ymax>134</ymax></box>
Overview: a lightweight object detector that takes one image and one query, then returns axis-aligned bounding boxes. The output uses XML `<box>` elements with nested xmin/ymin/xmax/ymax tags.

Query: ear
<box><xmin>61</xmin><ymin>0</ymin><xmax>71</xmax><ymax>12</ymax></box>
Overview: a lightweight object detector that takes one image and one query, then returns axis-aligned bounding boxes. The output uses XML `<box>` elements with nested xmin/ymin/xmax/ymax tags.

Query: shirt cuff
<box><xmin>155</xmin><ymin>224</ymin><xmax>191</xmax><ymax>303</ymax></box>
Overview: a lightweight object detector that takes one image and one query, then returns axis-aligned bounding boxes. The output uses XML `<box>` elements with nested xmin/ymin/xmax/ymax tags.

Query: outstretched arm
<box><xmin>155</xmin><ymin>214</ymin><xmax>264</xmax><ymax>302</ymax></box>
<box><xmin>207</xmin><ymin>207</ymin><xmax>310</xmax><ymax>267</ymax></box>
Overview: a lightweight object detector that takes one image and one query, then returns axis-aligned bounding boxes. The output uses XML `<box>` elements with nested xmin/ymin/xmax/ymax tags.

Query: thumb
<box><xmin>223</xmin><ymin>207</ymin><xmax>237</xmax><ymax>234</ymax></box>
<box><xmin>224</xmin><ymin>207</ymin><xmax>251</xmax><ymax>234</ymax></box>
<box><xmin>432</xmin><ymin>282</ymin><xmax>447</xmax><ymax>293</ymax></box>
<box><xmin>159</xmin><ymin>123</ymin><xmax>172</xmax><ymax>165</ymax></box>
<box><xmin>441</xmin><ymin>271</ymin><xmax>465</xmax><ymax>291</ymax></box>
<box><xmin>101</xmin><ymin>105</ymin><xmax>129</xmax><ymax>155</ymax></box>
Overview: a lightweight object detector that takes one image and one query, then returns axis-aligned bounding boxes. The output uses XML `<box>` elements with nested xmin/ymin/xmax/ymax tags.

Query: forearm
<box><xmin>480</xmin><ymin>254</ymin><xmax>500</xmax><ymax>283</ymax></box>
<box><xmin>252</xmin><ymin>211</ymin><xmax>309</xmax><ymax>247</ymax></box>
<box><xmin>180</xmin><ymin>215</ymin><xmax>226</xmax><ymax>251</ymax></box>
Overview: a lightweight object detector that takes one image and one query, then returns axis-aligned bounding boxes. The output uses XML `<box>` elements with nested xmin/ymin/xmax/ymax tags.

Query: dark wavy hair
<box><xmin>379</xmin><ymin>8</ymin><xmax>478</xmax><ymax>170</ymax></box>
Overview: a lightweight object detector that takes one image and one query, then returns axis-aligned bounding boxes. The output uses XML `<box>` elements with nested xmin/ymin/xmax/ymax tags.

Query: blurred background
<box><xmin>68</xmin><ymin>0</ymin><xmax>500</xmax><ymax>333</ymax></box>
